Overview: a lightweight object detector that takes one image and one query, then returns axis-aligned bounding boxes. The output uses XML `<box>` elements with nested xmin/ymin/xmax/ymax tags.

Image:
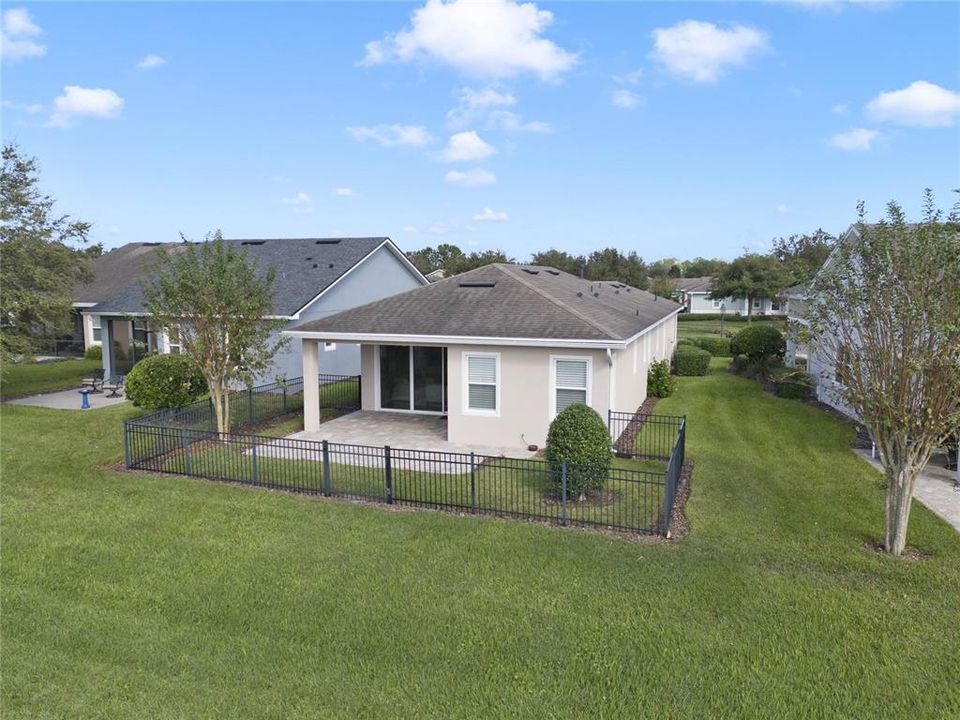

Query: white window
<box><xmin>771</xmin><ymin>300</ymin><xmax>781</xmax><ymax>311</ymax></box>
<box><xmin>552</xmin><ymin>356</ymin><xmax>591</xmax><ymax>416</ymax></box>
<box><xmin>324</xmin><ymin>342</ymin><xmax>337</xmax><ymax>351</ymax></box>
<box><xmin>712</xmin><ymin>299</ymin><xmax>721</xmax><ymax>309</ymax></box>
<box><xmin>91</xmin><ymin>315</ymin><xmax>102</xmax><ymax>344</ymax></box>
<box><xmin>753</xmin><ymin>298</ymin><xmax>761</xmax><ymax>309</ymax></box>
<box><xmin>464</xmin><ymin>353</ymin><xmax>499</xmax><ymax>414</ymax></box>
<box><xmin>166</xmin><ymin>325</ymin><xmax>182</xmax><ymax>355</ymax></box>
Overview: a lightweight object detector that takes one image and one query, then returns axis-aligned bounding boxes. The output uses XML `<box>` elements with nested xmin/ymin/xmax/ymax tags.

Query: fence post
<box><xmin>561</xmin><ymin>460</ymin><xmax>568</xmax><ymax>526</ymax></box>
<box><xmin>251</xmin><ymin>435</ymin><xmax>259</xmax><ymax>484</ymax></box>
<box><xmin>247</xmin><ymin>387</ymin><xmax>254</xmax><ymax>424</ymax></box>
<box><xmin>470</xmin><ymin>452</ymin><xmax>477</xmax><ymax>514</ymax></box>
<box><xmin>123</xmin><ymin>423</ymin><xmax>132</xmax><ymax>469</ymax></box>
<box><xmin>384</xmin><ymin>445</ymin><xmax>393</xmax><ymax>504</ymax></box>
<box><xmin>282</xmin><ymin>386</ymin><xmax>288</xmax><ymax>413</ymax></box>
<box><xmin>322</xmin><ymin>440</ymin><xmax>332</xmax><ymax>496</ymax></box>
<box><xmin>179</xmin><ymin>428</ymin><xmax>192</xmax><ymax>475</ymax></box>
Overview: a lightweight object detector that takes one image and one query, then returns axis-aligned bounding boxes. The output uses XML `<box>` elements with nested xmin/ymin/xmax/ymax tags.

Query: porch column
<box><xmin>303</xmin><ymin>339</ymin><xmax>321</xmax><ymax>432</ymax></box>
<box><xmin>103</xmin><ymin>318</ymin><xmax>114</xmax><ymax>377</ymax></box>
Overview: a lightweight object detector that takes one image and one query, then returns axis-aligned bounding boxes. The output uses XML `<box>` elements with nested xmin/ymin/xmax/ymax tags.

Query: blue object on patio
<box><xmin>79</xmin><ymin>388</ymin><xmax>90</xmax><ymax>409</ymax></box>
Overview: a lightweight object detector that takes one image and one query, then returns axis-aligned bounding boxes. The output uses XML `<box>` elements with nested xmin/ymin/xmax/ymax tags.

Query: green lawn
<box><xmin>2</xmin><ymin>359</ymin><xmax>958</xmax><ymax>718</ymax></box>
<box><xmin>0</xmin><ymin>357</ymin><xmax>100</xmax><ymax>398</ymax></box>
<box><xmin>678</xmin><ymin>315</ymin><xmax>786</xmax><ymax>339</ymax></box>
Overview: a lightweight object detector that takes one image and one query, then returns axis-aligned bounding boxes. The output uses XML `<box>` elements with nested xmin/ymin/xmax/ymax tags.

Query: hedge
<box><xmin>545</xmin><ymin>403</ymin><xmax>611</xmax><ymax>498</ymax></box>
<box><xmin>730</xmin><ymin>324</ymin><xmax>786</xmax><ymax>362</ymax></box>
<box><xmin>772</xmin><ymin>368</ymin><xmax>814</xmax><ymax>400</ymax></box>
<box><xmin>84</xmin><ymin>345</ymin><xmax>102</xmax><ymax>361</ymax></box>
<box><xmin>692</xmin><ymin>336</ymin><xmax>732</xmax><ymax>357</ymax></box>
<box><xmin>125</xmin><ymin>354</ymin><xmax>207</xmax><ymax>410</ymax></box>
<box><xmin>673</xmin><ymin>346</ymin><xmax>711</xmax><ymax>376</ymax></box>
<box><xmin>678</xmin><ymin>312</ymin><xmax>780</xmax><ymax>322</ymax></box>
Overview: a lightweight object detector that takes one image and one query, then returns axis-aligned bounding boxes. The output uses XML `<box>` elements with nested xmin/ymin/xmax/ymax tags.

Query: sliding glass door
<box><xmin>378</xmin><ymin>346</ymin><xmax>447</xmax><ymax>414</ymax></box>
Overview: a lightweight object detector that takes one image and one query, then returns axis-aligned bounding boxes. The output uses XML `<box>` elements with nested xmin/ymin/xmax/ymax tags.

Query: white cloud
<box><xmin>1</xmin><ymin>8</ymin><xmax>45</xmax><ymax>60</ymax></box>
<box><xmin>438</xmin><ymin>130</ymin><xmax>496</xmax><ymax>162</ymax></box>
<box><xmin>611</xmin><ymin>89</ymin><xmax>642</xmax><ymax>109</ymax></box>
<box><xmin>473</xmin><ymin>207</ymin><xmax>508</xmax><ymax>222</ymax></box>
<box><xmin>110</xmin><ymin>225</ymin><xmax>121</xmax><ymax>235</ymax></box>
<box><xmin>866</xmin><ymin>81</ymin><xmax>960</xmax><ymax>128</ymax></box>
<box><xmin>429</xmin><ymin>223</ymin><xmax>450</xmax><ymax>234</ymax></box>
<box><xmin>445</xmin><ymin>168</ymin><xmax>497</xmax><ymax>186</ymax></box>
<box><xmin>776</xmin><ymin>204</ymin><xmax>791</xmax><ymax>215</ymax></box>
<box><xmin>650</xmin><ymin>20</ymin><xmax>768</xmax><ymax>83</ymax></box>
<box><xmin>332</xmin><ymin>187</ymin><xmax>353</xmax><ymax>197</ymax></box>
<box><xmin>361</xmin><ymin>0</ymin><xmax>577</xmax><ymax>80</ymax></box>
<box><xmin>47</xmin><ymin>86</ymin><xmax>124</xmax><ymax>128</ymax></box>
<box><xmin>614</xmin><ymin>68</ymin><xmax>644</xmax><ymax>86</ymax></box>
<box><xmin>347</xmin><ymin>124</ymin><xmax>433</xmax><ymax>147</ymax></box>
<box><xmin>402</xmin><ymin>225</ymin><xmax>419</xmax><ymax>233</ymax></box>
<box><xmin>832</xmin><ymin>103</ymin><xmax>847</xmax><ymax>115</ymax></box>
<box><xmin>447</xmin><ymin>85</ymin><xmax>516</xmax><ymax>125</ymax></box>
<box><xmin>829</xmin><ymin>128</ymin><xmax>879</xmax><ymax>152</ymax></box>
<box><xmin>282</xmin><ymin>191</ymin><xmax>314</xmax><ymax>213</ymax></box>
<box><xmin>136</xmin><ymin>54</ymin><xmax>167</xmax><ymax>70</ymax></box>
<box><xmin>488</xmin><ymin>110</ymin><xmax>551</xmax><ymax>133</ymax></box>
<box><xmin>2</xmin><ymin>99</ymin><xmax>43</xmax><ymax>114</ymax></box>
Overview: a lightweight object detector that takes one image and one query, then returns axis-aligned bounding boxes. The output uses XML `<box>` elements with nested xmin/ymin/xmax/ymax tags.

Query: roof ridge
<box><xmin>496</xmin><ymin>265</ymin><xmax>621</xmax><ymax>339</ymax></box>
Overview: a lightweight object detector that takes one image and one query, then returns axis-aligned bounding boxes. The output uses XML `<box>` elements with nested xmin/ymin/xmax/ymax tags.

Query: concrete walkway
<box><xmin>7</xmin><ymin>388</ymin><xmax>128</xmax><ymax>411</ymax></box>
<box><xmin>854</xmin><ymin>448</ymin><xmax>960</xmax><ymax>533</ymax></box>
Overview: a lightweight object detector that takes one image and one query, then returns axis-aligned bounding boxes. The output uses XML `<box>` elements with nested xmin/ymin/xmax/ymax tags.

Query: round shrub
<box><xmin>125</xmin><ymin>354</ymin><xmax>207</xmax><ymax>410</ymax></box>
<box><xmin>647</xmin><ymin>359</ymin><xmax>676</xmax><ymax>398</ymax></box>
<box><xmin>673</xmin><ymin>346</ymin><xmax>711</xmax><ymax>376</ymax></box>
<box><xmin>676</xmin><ymin>337</ymin><xmax>696</xmax><ymax>347</ymax></box>
<box><xmin>772</xmin><ymin>368</ymin><xmax>813</xmax><ymax>400</ymax></box>
<box><xmin>692</xmin><ymin>336</ymin><xmax>732</xmax><ymax>357</ymax></box>
<box><xmin>730</xmin><ymin>324</ymin><xmax>786</xmax><ymax>363</ymax></box>
<box><xmin>84</xmin><ymin>345</ymin><xmax>102</xmax><ymax>361</ymax></box>
<box><xmin>545</xmin><ymin>403</ymin><xmax>611</xmax><ymax>498</ymax></box>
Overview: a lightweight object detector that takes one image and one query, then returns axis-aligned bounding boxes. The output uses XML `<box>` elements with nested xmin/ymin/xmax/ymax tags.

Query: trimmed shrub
<box><xmin>647</xmin><ymin>359</ymin><xmax>676</xmax><ymax>397</ymax></box>
<box><xmin>730</xmin><ymin>324</ymin><xmax>786</xmax><ymax>363</ymax></box>
<box><xmin>673</xmin><ymin>346</ymin><xmax>711</xmax><ymax>376</ymax></box>
<box><xmin>772</xmin><ymin>368</ymin><xmax>814</xmax><ymax>400</ymax></box>
<box><xmin>84</xmin><ymin>345</ymin><xmax>102</xmax><ymax>361</ymax></box>
<box><xmin>545</xmin><ymin>403</ymin><xmax>611</xmax><ymax>498</ymax></box>
<box><xmin>125</xmin><ymin>354</ymin><xmax>207</xmax><ymax>410</ymax></box>
<box><xmin>678</xmin><ymin>312</ymin><xmax>745</xmax><ymax>322</ymax></box>
<box><xmin>676</xmin><ymin>337</ymin><xmax>696</xmax><ymax>347</ymax></box>
<box><xmin>692</xmin><ymin>336</ymin><xmax>732</xmax><ymax>357</ymax></box>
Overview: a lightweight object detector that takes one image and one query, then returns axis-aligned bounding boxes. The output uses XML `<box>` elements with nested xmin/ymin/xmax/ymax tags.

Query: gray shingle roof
<box><xmin>86</xmin><ymin>237</ymin><xmax>390</xmax><ymax>317</ymax></box>
<box><xmin>675</xmin><ymin>276</ymin><xmax>712</xmax><ymax>293</ymax></box>
<box><xmin>289</xmin><ymin>264</ymin><xmax>681</xmax><ymax>343</ymax></box>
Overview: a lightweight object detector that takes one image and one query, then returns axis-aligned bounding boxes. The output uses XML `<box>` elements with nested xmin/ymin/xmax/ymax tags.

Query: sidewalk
<box><xmin>7</xmin><ymin>388</ymin><xmax>128</xmax><ymax>411</ymax></box>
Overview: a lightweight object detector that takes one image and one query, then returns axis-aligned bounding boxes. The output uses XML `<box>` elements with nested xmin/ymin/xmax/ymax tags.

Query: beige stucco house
<box><xmin>287</xmin><ymin>264</ymin><xmax>681</xmax><ymax>451</ymax></box>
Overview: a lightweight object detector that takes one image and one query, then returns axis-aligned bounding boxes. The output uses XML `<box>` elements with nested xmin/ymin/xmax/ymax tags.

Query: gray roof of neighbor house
<box><xmin>85</xmin><ymin>237</ymin><xmax>399</xmax><ymax>317</ymax></box>
<box><xmin>288</xmin><ymin>264</ymin><xmax>682</xmax><ymax>344</ymax></box>
<box><xmin>74</xmin><ymin>242</ymin><xmax>179</xmax><ymax>305</ymax></box>
<box><xmin>675</xmin><ymin>276</ymin><xmax>712</xmax><ymax>293</ymax></box>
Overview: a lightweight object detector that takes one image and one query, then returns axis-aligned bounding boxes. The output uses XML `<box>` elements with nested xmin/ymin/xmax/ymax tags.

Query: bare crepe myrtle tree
<box><xmin>143</xmin><ymin>231</ymin><xmax>288</xmax><ymax>436</ymax></box>
<box><xmin>807</xmin><ymin>191</ymin><xmax>960</xmax><ymax>556</ymax></box>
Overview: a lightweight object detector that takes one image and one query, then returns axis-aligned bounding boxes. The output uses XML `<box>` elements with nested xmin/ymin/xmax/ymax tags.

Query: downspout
<box><xmin>606</xmin><ymin>348</ymin><xmax>615</xmax><ymax>416</ymax></box>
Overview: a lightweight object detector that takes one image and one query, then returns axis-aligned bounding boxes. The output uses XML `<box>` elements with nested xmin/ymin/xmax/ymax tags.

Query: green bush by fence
<box><xmin>84</xmin><ymin>345</ymin><xmax>102</xmax><ymax>361</ymax></box>
<box><xmin>545</xmin><ymin>404</ymin><xmax>612</xmax><ymax>498</ymax></box>
<box><xmin>692</xmin><ymin>336</ymin><xmax>732</xmax><ymax>357</ymax></box>
<box><xmin>647</xmin><ymin>360</ymin><xmax>676</xmax><ymax>397</ymax></box>
<box><xmin>125</xmin><ymin>354</ymin><xmax>208</xmax><ymax>410</ymax></box>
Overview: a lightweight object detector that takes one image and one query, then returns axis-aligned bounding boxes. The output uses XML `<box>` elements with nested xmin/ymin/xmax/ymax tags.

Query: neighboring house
<box><xmin>287</xmin><ymin>264</ymin><xmax>681</xmax><ymax>451</ymax></box>
<box><xmin>81</xmin><ymin>237</ymin><xmax>427</xmax><ymax>381</ymax></box>
<box><xmin>425</xmin><ymin>268</ymin><xmax>448</xmax><ymax>282</ymax></box>
<box><xmin>784</xmin><ymin>283</ymin><xmax>809</xmax><ymax>367</ymax></box>
<box><xmin>676</xmin><ymin>276</ymin><xmax>787</xmax><ymax>316</ymax></box>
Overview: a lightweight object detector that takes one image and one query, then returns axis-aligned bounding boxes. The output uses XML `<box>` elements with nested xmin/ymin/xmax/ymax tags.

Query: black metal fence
<box><xmin>125</xmin><ymin>374</ymin><xmax>360</xmax><ymax>432</ymax></box>
<box><xmin>609</xmin><ymin>410</ymin><xmax>685</xmax><ymax>460</ymax></box>
<box><xmin>123</xmin><ymin>399</ymin><xmax>687</xmax><ymax>536</ymax></box>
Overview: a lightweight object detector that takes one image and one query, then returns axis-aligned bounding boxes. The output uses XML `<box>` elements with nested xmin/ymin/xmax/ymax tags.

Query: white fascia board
<box><xmin>73</xmin><ymin>302</ymin><xmax>97</xmax><ymax>308</ymax></box>
<box><xmin>282</xmin><ymin>330</ymin><xmax>626</xmax><ymax>350</ymax></box>
<box><xmin>620</xmin><ymin>309</ymin><xmax>682</xmax><ymax>347</ymax></box>
<box><xmin>290</xmin><ymin>238</ymin><xmax>428</xmax><ymax>320</ymax></box>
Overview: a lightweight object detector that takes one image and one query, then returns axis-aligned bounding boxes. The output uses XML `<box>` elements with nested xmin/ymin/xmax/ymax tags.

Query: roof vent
<box><xmin>459</xmin><ymin>282</ymin><xmax>496</xmax><ymax>288</ymax></box>
<box><xmin>315</xmin><ymin>239</ymin><xmax>342</xmax><ymax>245</ymax></box>
<box><xmin>313</xmin><ymin>264</ymin><xmax>319</xmax><ymax>269</ymax></box>
<box><xmin>241</xmin><ymin>240</ymin><xmax>266</xmax><ymax>246</ymax></box>
<box><xmin>546</xmin><ymin>270</ymin><xmax>560</xmax><ymax>276</ymax></box>
<box><xmin>576</xmin><ymin>291</ymin><xmax>583</xmax><ymax>298</ymax></box>
<box><xmin>142</xmin><ymin>242</ymin><xmax>162</xmax><ymax>247</ymax></box>
<box><xmin>593</xmin><ymin>292</ymin><xmax>599</xmax><ymax>298</ymax></box>
<box><xmin>522</xmin><ymin>268</ymin><xmax>540</xmax><ymax>275</ymax></box>
<box><xmin>328</xmin><ymin>263</ymin><xmax>334</xmax><ymax>268</ymax></box>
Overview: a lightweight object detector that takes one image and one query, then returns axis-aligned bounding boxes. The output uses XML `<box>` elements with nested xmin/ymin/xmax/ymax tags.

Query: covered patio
<box><xmin>291</xmin><ymin>410</ymin><xmax>536</xmax><ymax>459</ymax></box>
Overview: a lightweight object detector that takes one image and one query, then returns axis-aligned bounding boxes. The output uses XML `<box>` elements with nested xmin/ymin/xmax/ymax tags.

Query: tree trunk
<box><xmin>883</xmin><ymin>461</ymin><xmax>918</xmax><ymax>556</ymax></box>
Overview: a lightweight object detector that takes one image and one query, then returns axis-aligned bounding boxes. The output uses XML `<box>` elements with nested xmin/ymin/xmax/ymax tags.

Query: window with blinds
<box><xmin>554</xmin><ymin>358</ymin><xmax>588</xmax><ymax>414</ymax></box>
<box><xmin>466</xmin><ymin>354</ymin><xmax>498</xmax><ymax>412</ymax></box>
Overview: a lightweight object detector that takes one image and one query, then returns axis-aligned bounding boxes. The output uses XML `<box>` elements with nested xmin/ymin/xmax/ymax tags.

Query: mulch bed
<box><xmin>665</xmin><ymin>459</ymin><xmax>695</xmax><ymax>540</ymax></box>
<box><xmin>611</xmin><ymin>396</ymin><xmax>660</xmax><ymax>456</ymax></box>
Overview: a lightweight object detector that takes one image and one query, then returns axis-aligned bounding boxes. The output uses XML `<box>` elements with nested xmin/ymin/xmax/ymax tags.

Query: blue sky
<box><xmin>2</xmin><ymin>1</ymin><xmax>958</xmax><ymax>261</ymax></box>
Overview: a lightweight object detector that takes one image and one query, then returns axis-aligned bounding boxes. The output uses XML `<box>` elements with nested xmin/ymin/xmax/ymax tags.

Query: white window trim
<box><xmin>549</xmin><ymin>354</ymin><xmax>592</xmax><ymax>419</ymax></box>
<box><xmin>89</xmin><ymin>315</ymin><xmax>103</xmax><ymax>345</ymax></box>
<box><xmin>462</xmin><ymin>351</ymin><xmax>500</xmax><ymax>417</ymax></box>
<box><xmin>324</xmin><ymin>341</ymin><xmax>337</xmax><ymax>351</ymax></box>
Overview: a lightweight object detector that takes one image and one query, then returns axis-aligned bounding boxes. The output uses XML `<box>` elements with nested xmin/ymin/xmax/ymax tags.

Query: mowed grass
<box><xmin>0</xmin><ymin>357</ymin><xmax>100</xmax><ymax>398</ymax></box>
<box><xmin>2</xmin><ymin>360</ymin><xmax>959</xmax><ymax>718</ymax></box>
<box><xmin>678</xmin><ymin>316</ymin><xmax>785</xmax><ymax>339</ymax></box>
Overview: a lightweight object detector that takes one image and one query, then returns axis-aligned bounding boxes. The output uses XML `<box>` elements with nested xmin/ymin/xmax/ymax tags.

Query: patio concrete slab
<box><xmin>854</xmin><ymin>448</ymin><xmax>960</xmax><ymax>533</ymax></box>
<box><xmin>7</xmin><ymin>388</ymin><xmax>128</xmax><ymax>411</ymax></box>
<box><xmin>252</xmin><ymin>410</ymin><xmax>536</xmax><ymax>474</ymax></box>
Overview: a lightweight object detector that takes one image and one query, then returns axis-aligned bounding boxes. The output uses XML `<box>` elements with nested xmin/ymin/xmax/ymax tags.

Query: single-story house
<box><xmin>784</xmin><ymin>283</ymin><xmax>809</xmax><ymax>367</ymax></box>
<box><xmin>81</xmin><ymin>237</ymin><xmax>427</xmax><ymax>381</ymax></box>
<box><xmin>676</xmin><ymin>276</ymin><xmax>787</xmax><ymax>316</ymax></box>
<box><xmin>286</xmin><ymin>263</ymin><xmax>681</xmax><ymax>451</ymax></box>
